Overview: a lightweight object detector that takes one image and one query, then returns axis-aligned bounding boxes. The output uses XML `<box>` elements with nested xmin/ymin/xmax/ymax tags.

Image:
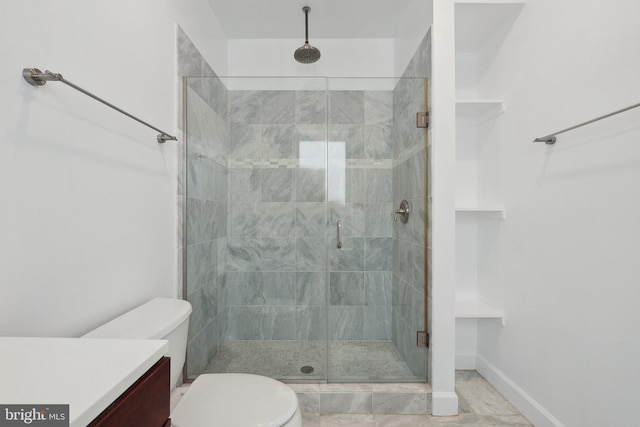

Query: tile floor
<box><xmin>205</xmin><ymin>340</ymin><xmax>421</xmax><ymax>382</ymax></box>
<box><xmin>171</xmin><ymin>370</ymin><xmax>533</xmax><ymax>427</ymax></box>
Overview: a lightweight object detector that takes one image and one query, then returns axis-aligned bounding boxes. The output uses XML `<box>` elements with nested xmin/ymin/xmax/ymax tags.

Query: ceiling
<box><xmin>205</xmin><ymin>0</ymin><xmax>413</xmax><ymax>39</ymax></box>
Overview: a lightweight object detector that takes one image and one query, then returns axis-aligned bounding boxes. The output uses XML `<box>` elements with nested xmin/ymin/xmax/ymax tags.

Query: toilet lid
<box><xmin>171</xmin><ymin>373</ymin><xmax>298</xmax><ymax>427</ymax></box>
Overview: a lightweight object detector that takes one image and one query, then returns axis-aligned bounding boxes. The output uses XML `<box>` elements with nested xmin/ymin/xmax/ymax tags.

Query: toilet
<box><xmin>82</xmin><ymin>297</ymin><xmax>301</xmax><ymax>427</ymax></box>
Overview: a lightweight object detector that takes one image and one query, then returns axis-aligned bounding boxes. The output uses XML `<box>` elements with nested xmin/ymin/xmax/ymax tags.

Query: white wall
<box><xmin>430</xmin><ymin>0</ymin><xmax>458</xmax><ymax>416</ymax></box>
<box><xmin>228</xmin><ymin>0</ymin><xmax>434</xmax><ymax>80</ymax></box>
<box><xmin>0</xmin><ymin>1</ymin><xmax>227</xmax><ymax>337</ymax></box>
<box><xmin>472</xmin><ymin>0</ymin><xmax>640</xmax><ymax>425</ymax></box>
<box><xmin>394</xmin><ymin>0</ymin><xmax>434</xmax><ymax>77</ymax></box>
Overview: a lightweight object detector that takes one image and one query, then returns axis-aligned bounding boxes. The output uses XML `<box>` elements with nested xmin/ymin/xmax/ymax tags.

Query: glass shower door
<box><xmin>183</xmin><ymin>76</ymin><xmax>330</xmax><ymax>381</ymax></box>
<box><xmin>325</xmin><ymin>77</ymin><xmax>428</xmax><ymax>382</ymax></box>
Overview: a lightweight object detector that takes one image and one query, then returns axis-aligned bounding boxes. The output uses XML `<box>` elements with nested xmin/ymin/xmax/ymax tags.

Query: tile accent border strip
<box><xmin>228</xmin><ymin>158</ymin><xmax>393</xmax><ymax>169</ymax></box>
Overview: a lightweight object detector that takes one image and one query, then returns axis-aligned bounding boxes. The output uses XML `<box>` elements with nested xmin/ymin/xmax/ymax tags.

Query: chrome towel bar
<box><xmin>22</xmin><ymin>68</ymin><xmax>177</xmax><ymax>144</ymax></box>
<box><xmin>534</xmin><ymin>101</ymin><xmax>640</xmax><ymax>144</ymax></box>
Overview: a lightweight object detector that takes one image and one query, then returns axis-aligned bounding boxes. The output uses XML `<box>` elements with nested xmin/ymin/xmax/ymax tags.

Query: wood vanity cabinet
<box><xmin>89</xmin><ymin>357</ymin><xmax>170</xmax><ymax>427</ymax></box>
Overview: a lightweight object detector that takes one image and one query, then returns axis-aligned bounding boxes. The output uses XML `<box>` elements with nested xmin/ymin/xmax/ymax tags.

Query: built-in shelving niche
<box><xmin>454</xmin><ymin>1</ymin><xmax>525</xmax><ymax>327</ymax></box>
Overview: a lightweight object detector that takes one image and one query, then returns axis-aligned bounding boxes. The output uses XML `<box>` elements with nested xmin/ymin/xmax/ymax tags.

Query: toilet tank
<box><xmin>82</xmin><ymin>298</ymin><xmax>192</xmax><ymax>390</ymax></box>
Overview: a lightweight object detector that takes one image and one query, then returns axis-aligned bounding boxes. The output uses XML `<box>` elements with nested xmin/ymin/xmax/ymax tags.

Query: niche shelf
<box><xmin>455</xmin><ymin>207</ymin><xmax>505</xmax><ymax>219</ymax></box>
<box><xmin>455</xmin><ymin>299</ymin><xmax>505</xmax><ymax>325</ymax></box>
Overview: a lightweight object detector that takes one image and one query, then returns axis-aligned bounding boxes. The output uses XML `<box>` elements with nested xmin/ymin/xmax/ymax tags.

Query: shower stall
<box><xmin>182</xmin><ymin>75</ymin><xmax>429</xmax><ymax>384</ymax></box>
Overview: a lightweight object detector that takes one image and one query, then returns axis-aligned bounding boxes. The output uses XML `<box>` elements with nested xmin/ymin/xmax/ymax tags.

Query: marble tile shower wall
<box><xmin>391</xmin><ymin>30</ymin><xmax>432</xmax><ymax>379</ymax></box>
<box><xmin>225</xmin><ymin>89</ymin><xmax>395</xmax><ymax>343</ymax></box>
<box><xmin>177</xmin><ymin>28</ymin><xmax>229</xmax><ymax>379</ymax></box>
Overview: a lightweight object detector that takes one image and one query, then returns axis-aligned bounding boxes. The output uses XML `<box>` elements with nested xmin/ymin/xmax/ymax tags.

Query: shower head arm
<box><xmin>303</xmin><ymin>6</ymin><xmax>310</xmax><ymax>43</ymax></box>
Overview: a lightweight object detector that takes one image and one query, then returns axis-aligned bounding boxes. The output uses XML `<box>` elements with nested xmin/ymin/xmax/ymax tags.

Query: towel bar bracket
<box><xmin>23</xmin><ymin>68</ymin><xmax>59</xmax><ymax>86</ymax></box>
<box><xmin>533</xmin><ymin>136</ymin><xmax>557</xmax><ymax>145</ymax></box>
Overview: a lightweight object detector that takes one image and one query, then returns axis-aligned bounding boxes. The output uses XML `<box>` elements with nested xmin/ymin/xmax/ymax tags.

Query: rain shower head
<box><xmin>294</xmin><ymin>6</ymin><xmax>321</xmax><ymax>64</ymax></box>
<box><xmin>294</xmin><ymin>42</ymin><xmax>321</xmax><ymax>64</ymax></box>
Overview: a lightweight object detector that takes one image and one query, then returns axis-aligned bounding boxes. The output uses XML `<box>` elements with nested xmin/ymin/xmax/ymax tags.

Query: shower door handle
<box><xmin>336</xmin><ymin>220</ymin><xmax>343</xmax><ymax>249</ymax></box>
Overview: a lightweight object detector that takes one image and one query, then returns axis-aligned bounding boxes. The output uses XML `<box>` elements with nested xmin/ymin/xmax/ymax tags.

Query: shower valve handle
<box><xmin>394</xmin><ymin>208</ymin><xmax>406</xmax><ymax>221</ymax></box>
<box><xmin>394</xmin><ymin>200</ymin><xmax>410</xmax><ymax>223</ymax></box>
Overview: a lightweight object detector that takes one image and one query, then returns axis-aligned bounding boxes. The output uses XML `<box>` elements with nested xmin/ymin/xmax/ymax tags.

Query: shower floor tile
<box><xmin>204</xmin><ymin>340</ymin><xmax>422</xmax><ymax>382</ymax></box>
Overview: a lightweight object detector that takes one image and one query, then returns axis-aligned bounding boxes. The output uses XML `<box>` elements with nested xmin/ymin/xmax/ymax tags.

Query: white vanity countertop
<box><xmin>0</xmin><ymin>337</ymin><xmax>168</xmax><ymax>427</ymax></box>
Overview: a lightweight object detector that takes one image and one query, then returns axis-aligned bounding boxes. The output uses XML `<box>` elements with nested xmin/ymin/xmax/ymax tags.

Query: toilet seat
<box><xmin>171</xmin><ymin>373</ymin><xmax>299</xmax><ymax>427</ymax></box>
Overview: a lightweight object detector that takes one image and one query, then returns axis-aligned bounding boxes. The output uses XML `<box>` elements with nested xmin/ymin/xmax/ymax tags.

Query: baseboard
<box><xmin>476</xmin><ymin>354</ymin><xmax>565</xmax><ymax>427</ymax></box>
<box><xmin>455</xmin><ymin>352</ymin><xmax>476</xmax><ymax>369</ymax></box>
<box><xmin>431</xmin><ymin>391</ymin><xmax>458</xmax><ymax>416</ymax></box>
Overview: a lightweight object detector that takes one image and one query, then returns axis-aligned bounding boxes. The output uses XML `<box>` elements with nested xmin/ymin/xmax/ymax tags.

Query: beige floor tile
<box><xmin>455</xmin><ymin>376</ymin><xmax>519</xmax><ymax>416</ymax></box>
<box><xmin>169</xmin><ymin>385</ymin><xmax>189</xmax><ymax>412</ymax></box>
<box><xmin>374</xmin><ymin>414</ymin><xmax>433</xmax><ymax>426</ymax></box>
<box><xmin>302</xmin><ymin>413</ymin><xmax>322</xmax><ymax>427</ymax></box>
<box><xmin>455</xmin><ymin>370</ymin><xmax>482</xmax><ymax>381</ymax></box>
<box><xmin>429</xmin><ymin>414</ymin><xmax>532</xmax><ymax>427</ymax></box>
<box><xmin>319</xmin><ymin>414</ymin><xmax>376</xmax><ymax>426</ymax></box>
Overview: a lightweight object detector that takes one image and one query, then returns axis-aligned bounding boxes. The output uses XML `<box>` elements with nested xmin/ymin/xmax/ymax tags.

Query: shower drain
<box><xmin>300</xmin><ymin>365</ymin><xmax>314</xmax><ymax>374</ymax></box>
